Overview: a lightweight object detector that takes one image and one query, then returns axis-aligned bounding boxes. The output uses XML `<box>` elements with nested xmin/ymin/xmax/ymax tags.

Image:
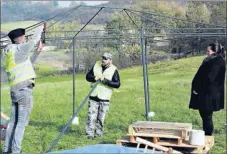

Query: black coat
<box><xmin>189</xmin><ymin>53</ymin><xmax>226</xmax><ymax>111</ymax></box>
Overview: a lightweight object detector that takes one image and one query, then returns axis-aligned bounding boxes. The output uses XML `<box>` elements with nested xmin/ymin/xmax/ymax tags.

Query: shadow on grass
<box><xmin>29</xmin><ymin>120</ymin><xmax>56</xmax><ymax>127</ymax></box>
<box><xmin>98</xmin><ymin>140</ymin><xmax>115</xmax><ymax>144</ymax></box>
<box><xmin>29</xmin><ymin>120</ymin><xmax>76</xmax><ymax>133</ymax></box>
<box><xmin>106</xmin><ymin>122</ymin><xmax>128</xmax><ymax>133</ymax></box>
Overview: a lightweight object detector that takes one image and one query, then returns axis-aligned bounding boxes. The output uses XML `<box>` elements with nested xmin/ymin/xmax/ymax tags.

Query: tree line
<box><xmin>1</xmin><ymin>1</ymin><xmax>226</xmax><ymax>74</ymax></box>
<box><xmin>2</xmin><ymin>1</ymin><xmax>225</xmax><ymax>26</ymax></box>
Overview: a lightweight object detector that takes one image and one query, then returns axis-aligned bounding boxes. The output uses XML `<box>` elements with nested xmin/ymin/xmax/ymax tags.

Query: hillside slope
<box><xmin>1</xmin><ymin>21</ymin><xmax>39</xmax><ymax>32</ymax></box>
<box><xmin>0</xmin><ymin>56</ymin><xmax>225</xmax><ymax>153</ymax></box>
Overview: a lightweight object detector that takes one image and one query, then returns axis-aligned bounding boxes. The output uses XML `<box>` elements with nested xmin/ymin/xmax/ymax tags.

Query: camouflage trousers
<box><xmin>86</xmin><ymin>99</ymin><xmax>110</xmax><ymax>137</ymax></box>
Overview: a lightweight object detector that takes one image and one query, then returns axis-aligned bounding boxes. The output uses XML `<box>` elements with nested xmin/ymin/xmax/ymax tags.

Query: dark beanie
<box><xmin>8</xmin><ymin>28</ymin><xmax>25</xmax><ymax>43</ymax></box>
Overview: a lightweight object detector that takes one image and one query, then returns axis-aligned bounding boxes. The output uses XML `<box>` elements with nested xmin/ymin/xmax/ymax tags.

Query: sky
<box><xmin>58</xmin><ymin>1</ymin><xmax>109</xmax><ymax>7</ymax></box>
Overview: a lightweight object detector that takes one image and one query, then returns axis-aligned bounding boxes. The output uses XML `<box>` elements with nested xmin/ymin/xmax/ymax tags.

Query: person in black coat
<box><xmin>189</xmin><ymin>43</ymin><xmax>226</xmax><ymax>135</ymax></box>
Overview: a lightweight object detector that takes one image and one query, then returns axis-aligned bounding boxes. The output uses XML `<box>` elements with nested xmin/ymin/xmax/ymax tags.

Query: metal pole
<box><xmin>145</xmin><ymin>37</ymin><xmax>150</xmax><ymax>113</ymax></box>
<box><xmin>141</xmin><ymin>28</ymin><xmax>149</xmax><ymax>121</ymax></box>
<box><xmin>46</xmin><ymin>81</ymin><xmax>100</xmax><ymax>152</ymax></box>
<box><xmin>72</xmin><ymin>38</ymin><xmax>76</xmax><ymax>115</ymax></box>
<box><xmin>225</xmin><ymin>1</ymin><xmax>227</xmax><ymax>129</ymax></box>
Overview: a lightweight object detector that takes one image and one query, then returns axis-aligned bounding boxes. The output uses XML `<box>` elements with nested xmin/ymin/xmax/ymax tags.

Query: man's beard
<box><xmin>102</xmin><ymin>62</ymin><xmax>110</xmax><ymax>67</ymax></box>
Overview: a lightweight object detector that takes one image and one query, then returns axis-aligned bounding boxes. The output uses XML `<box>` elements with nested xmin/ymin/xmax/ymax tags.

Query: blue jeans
<box><xmin>4</xmin><ymin>85</ymin><xmax>33</xmax><ymax>153</ymax></box>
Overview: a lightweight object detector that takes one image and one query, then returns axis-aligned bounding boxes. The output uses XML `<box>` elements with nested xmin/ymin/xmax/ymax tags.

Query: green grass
<box><xmin>1</xmin><ymin>56</ymin><xmax>226</xmax><ymax>153</ymax></box>
<box><xmin>1</xmin><ymin>21</ymin><xmax>39</xmax><ymax>32</ymax></box>
<box><xmin>33</xmin><ymin>61</ymin><xmax>67</xmax><ymax>77</ymax></box>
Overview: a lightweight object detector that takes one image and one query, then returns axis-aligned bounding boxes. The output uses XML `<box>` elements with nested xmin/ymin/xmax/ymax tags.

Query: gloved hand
<box><xmin>95</xmin><ymin>76</ymin><xmax>99</xmax><ymax>81</ymax></box>
<box><xmin>95</xmin><ymin>76</ymin><xmax>104</xmax><ymax>81</ymax></box>
<box><xmin>36</xmin><ymin>40</ymin><xmax>43</xmax><ymax>52</ymax></box>
<box><xmin>99</xmin><ymin>76</ymin><xmax>104</xmax><ymax>81</ymax></box>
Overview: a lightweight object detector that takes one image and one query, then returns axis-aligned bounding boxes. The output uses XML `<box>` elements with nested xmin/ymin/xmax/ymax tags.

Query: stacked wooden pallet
<box><xmin>116</xmin><ymin>121</ymin><xmax>214</xmax><ymax>154</ymax></box>
<box><xmin>128</xmin><ymin>121</ymin><xmax>192</xmax><ymax>145</ymax></box>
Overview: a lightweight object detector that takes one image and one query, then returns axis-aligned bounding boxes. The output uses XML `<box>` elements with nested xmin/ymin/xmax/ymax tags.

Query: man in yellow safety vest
<box><xmin>3</xmin><ymin>25</ymin><xmax>44</xmax><ymax>153</ymax></box>
<box><xmin>86</xmin><ymin>52</ymin><xmax>121</xmax><ymax>139</ymax></box>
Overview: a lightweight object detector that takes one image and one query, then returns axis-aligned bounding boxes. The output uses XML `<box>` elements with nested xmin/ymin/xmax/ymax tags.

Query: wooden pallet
<box><xmin>128</xmin><ymin>135</ymin><xmax>183</xmax><ymax>145</ymax></box>
<box><xmin>116</xmin><ymin>136</ymin><xmax>214</xmax><ymax>154</ymax></box>
<box><xmin>128</xmin><ymin>121</ymin><xmax>192</xmax><ymax>140</ymax></box>
<box><xmin>136</xmin><ymin>137</ymin><xmax>183</xmax><ymax>154</ymax></box>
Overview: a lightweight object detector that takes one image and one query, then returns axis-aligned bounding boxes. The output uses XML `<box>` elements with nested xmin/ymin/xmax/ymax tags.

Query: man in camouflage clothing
<box><xmin>86</xmin><ymin>53</ymin><xmax>121</xmax><ymax>139</ymax></box>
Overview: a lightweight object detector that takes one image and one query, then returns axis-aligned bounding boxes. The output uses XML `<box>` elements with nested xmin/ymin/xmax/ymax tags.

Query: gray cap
<box><xmin>102</xmin><ymin>52</ymin><xmax>112</xmax><ymax>59</ymax></box>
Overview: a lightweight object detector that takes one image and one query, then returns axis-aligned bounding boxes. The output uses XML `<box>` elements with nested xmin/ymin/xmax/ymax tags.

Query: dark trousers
<box><xmin>199</xmin><ymin>110</ymin><xmax>214</xmax><ymax>135</ymax></box>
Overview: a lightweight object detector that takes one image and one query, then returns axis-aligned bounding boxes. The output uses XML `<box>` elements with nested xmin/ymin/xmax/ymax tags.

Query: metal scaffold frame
<box><xmin>1</xmin><ymin>4</ymin><xmax>226</xmax><ymax>152</ymax></box>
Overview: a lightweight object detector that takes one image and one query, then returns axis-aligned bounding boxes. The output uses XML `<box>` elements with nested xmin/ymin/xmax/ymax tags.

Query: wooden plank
<box><xmin>130</xmin><ymin>121</ymin><xmax>192</xmax><ymax>130</ymax></box>
<box><xmin>129</xmin><ymin>121</ymin><xmax>192</xmax><ymax>139</ymax></box>
<box><xmin>137</xmin><ymin>128</ymin><xmax>183</xmax><ymax>133</ymax></box>
<box><xmin>116</xmin><ymin>136</ymin><xmax>135</xmax><ymax>143</ymax></box>
<box><xmin>157</xmin><ymin>140</ymin><xmax>198</xmax><ymax>148</ymax></box>
<box><xmin>117</xmin><ymin>138</ymin><xmax>197</xmax><ymax>148</ymax></box>
<box><xmin>136</xmin><ymin>137</ymin><xmax>183</xmax><ymax>154</ymax></box>
<box><xmin>153</xmin><ymin>137</ymin><xmax>158</xmax><ymax>143</ymax></box>
<box><xmin>177</xmin><ymin>138</ymin><xmax>182</xmax><ymax>145</ymax></box>
<box><xmin>136</xmin><ymin>143</ymin><xmax>141</xmax><ymax>150</ymax></box>
<box><xmin>128</xmin><ymin>126</ymin><xmax>135</xmax><ymax>136</ymax></box>
<box><xmin>128</xmin><ymin>133</ymin><xmax>182</xmax><ymax>139</ymax></box>
<box><xmin>158</xmin><ymin>136</ymin><xmax>213</xmax><ymax>148</ymax></box>
<box><xmin>136</xmin><ymin>129</ymin><xmax>183</xmax><ymax>138</ymax></box>
<box><xmin>144</xmin><ymin>145</ymin><xmax>148</xmax><ymax>153</ymax></box>
<box><xmin>116</xmin><ymin>136</ymin><xmax>214</xmax><ymax>149</ymax></box>
<box><xmin>129</xmin><ymin>136</ymin><xmax>136</xmax><ymax>142</ymax></box>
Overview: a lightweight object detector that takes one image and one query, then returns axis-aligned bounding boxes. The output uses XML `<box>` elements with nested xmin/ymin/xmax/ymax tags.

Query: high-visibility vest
<box><xmin>90</xmin><ymin>61</ymin><xmax>117</xmax><ymax>100</ymax></box>
<box><xmin>4</xmin><ymin>45</ymin><xmax>36</xmax><ymax>87</ymax></box>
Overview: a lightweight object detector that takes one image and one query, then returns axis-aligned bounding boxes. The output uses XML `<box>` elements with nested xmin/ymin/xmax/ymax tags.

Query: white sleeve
<box><xmin>17</xmin><ymin>25</ymin><xmax>43</xmax><ymax>54</ymax></box>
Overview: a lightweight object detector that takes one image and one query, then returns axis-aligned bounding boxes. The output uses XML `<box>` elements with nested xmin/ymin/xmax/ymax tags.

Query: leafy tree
<box><xmin>186</xmin><ymin>2</ymin><xmax>210</xmax><ymax>24</ymax></box>
<box><xmin>207</xmin><ymin>1</ymin><xmax>226</xmax><ymax>26</ymax></box>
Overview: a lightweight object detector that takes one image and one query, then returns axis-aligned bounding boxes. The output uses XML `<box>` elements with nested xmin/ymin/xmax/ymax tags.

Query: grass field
<box><xmin>1</xmin><ymin>21</ymin><xmax>39</xmax><ymax>32</ymax></box>
<box><xmin>1</xmin><ymin>22</ymin><xmax>104</xmax><ymax>32</ymax></box>
<box><xmin>0</xmin><ymin>56</ymin><xmax>226</xmax><ymax>153</ymax></box>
